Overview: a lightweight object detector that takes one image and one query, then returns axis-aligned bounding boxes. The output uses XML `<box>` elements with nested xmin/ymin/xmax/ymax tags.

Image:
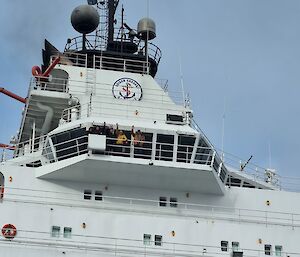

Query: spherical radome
<box><xmin>71</xmin><ymin>5</ymin><xmax>100</xmax><ymax>34</ymax></box>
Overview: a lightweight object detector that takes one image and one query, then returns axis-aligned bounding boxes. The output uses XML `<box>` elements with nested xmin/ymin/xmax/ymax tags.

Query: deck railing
<box><xmin>41</xmin><ymin>135</ymin><xmax>215</xmax><ymax>167</ymax></box>
<box><xmin>3</xmin><ymin>186</ymin><xmax>300</xmax><ymax>230</ymax></box>
<box><xmin>52</xmin><ymin>52</ymin><xmax>154</xmax><ymax>75</ymax></box>
<box><xmin>29</xmin><ymin>75</ymin><xmax>184</xmax><ymax>105</ymax></box>
<box><xmin>0</xmin><ymin>222</ymin><xmax>297</xmax><ymax>257</ymax></box>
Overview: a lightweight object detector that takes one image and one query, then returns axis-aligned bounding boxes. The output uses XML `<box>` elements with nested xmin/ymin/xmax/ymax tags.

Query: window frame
<box><xmin>221</xmin><ymin>241</ymin><xmax>228</xmax><ymax>252</ymax></box>
<box><xmin>95</xmin><ymin>190</ymin><xmax>103</xmax><ymax>201</ymax></box>
<box><xmin>84</xmin><ymin>189</ymin><xmax>92</xmax><ymax>200</ymax></box>
<box><xmin>63</xmin><ymin>227</ymin><xmax>72</xmax><ymax>238</ymax></box>
<box><xmin>232</xmin><ymin>241</ymin><xmax>239</xmax><ymax>251</ymax></box>
<box><xmin>170</xmin><ymin>197</ymin><xmax>178</xmax><ymax>208</ymax></box>
<box><xmin>159</xmin><ymin>196</ymin><xmax>167</xmax><ymax>207</ymax></box>
<box><xmin>51</xmin><ymin>226</ymin><xmax>61</xmax><ymax>238</ymax></box>
<box><xmin>275</xmin><ymin>245</ymin><xmax>282</xmax><ymax>256</ymax></box>
<box><xmin>154</xmin><ymin>235</ymin><xmax>162</xmax><ymax>246</ymax></box>
<box><xmin>265</xmin><ymin>244</ymin><xmax>272</xmax><ymax>256</ymax></box>
<box><xmin>143</xmin><ymin>234</ymin><xmax>151</xmax><ymax>245</ymax></box>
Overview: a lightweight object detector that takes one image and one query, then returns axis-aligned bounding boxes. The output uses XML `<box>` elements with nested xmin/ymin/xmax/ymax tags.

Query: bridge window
<box><xmin>177</xmin><ymin>135</ymin><xmax>195</xmax><ymax>163</ymax></box>
<box><xmin>194</xmin><ymin>138</ymin><xmax>212</xmax><ymax>165</ymax></box>
<box><xmin>226</xmin><ymin>176</ymin><xmax>242</xmax><ymax>187</ymax></box>
<box><xmin>50</xmin><ymin>127</ymin><xmax>88</xmax><ymax>161</ymax></box>
<box><xmin>133</xmin><ymin>132</ymin><xmax>153</xmax><ymax>159</ymax></box>
<box><xmin>156</xmin><ymin>134</ymin><xmax>174</xmax><ymax>161</ymax></box>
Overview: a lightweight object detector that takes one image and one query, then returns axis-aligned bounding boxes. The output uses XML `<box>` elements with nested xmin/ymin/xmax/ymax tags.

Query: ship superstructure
<box><xmin>0</xmin><ymin>1</ymin><xmax>300</xmax><ymax>257</ymax></box>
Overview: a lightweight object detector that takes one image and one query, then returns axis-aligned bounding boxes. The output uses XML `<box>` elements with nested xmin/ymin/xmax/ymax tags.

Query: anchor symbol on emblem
<box><xmin>112</xmin><ymin>78</ymin><xmax>143</xmax><ymax>101</ymax></box>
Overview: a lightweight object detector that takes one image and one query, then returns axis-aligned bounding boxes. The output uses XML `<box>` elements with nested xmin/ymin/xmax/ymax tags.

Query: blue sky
<box><xmin>0</xmin><ymin>0</ymin><xmax>300</xmax><ymax>179</ymax></box>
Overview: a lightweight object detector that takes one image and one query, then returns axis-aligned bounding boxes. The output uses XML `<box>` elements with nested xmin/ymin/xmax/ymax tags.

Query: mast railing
<box><xmin>64</xmin><ymin>35</ymin><xmax>162</xmax><ymax>67</ymax></box>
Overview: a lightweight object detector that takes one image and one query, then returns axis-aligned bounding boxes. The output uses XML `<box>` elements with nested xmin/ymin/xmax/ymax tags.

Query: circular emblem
<box><xmin>2</xmin><ymin>224</ymin><xmax>17</xmax><ymax>239</ymax></box>
<box><xmin>112</xmin><ymin>78</ymin><xmax>143</xmax><ymax>101</ymax></box>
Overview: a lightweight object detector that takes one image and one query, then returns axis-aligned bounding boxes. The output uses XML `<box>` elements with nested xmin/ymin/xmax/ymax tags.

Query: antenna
<box><xmin>146</xmin><ymin>0</ymin><xmax>150</xmax><ymax>74</ymax></box>
<box><xmin>178</xmin><ymin>52</ymin><xmax>186</xmax><ymax>107</ymax></box>
<box><xmin>268</xmin><ymin>142</ymin><xmax>272</xmax><ymax>168</ymax></box>
<box><xmin>240</xmin><ymin>155</ymin><xmax>253</xmax><ymax>171</ymax></box>
<box><xmin>221</xmin><ymin>98</ymin><xmax>226</xmax><ymax>161</ymax></box>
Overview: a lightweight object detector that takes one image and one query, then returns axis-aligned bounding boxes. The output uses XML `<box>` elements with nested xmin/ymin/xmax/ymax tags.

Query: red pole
<box><xmin>0</xmin><ymin>143</ymin><xmax>15</xmax><ymax>150</ymax></box>
<box><xmin>0</xmin><ymin>87</ymin><xmax>26</xmax><ymax>104</ymax></box>
<box><xmin>43</xmin><ymin>56</ymin><xmax>61</xmax><ymax>77</ymax></box>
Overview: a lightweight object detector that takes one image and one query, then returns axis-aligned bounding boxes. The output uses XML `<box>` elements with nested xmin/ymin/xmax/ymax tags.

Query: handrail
<box><xmin>41</xmin><ymin>134</ymin><xmax>213</xmax><ymax>165</ymax></box>
<box><xmin>52</xmin><ymin>51</ymin><xmax>154</xmax><ymax>75</ymax></box>
<box><xmin>0</xmin><ymin>224</ymin><xmax>297</xmax><ymax>257</ymax></box>
<box><xmin>64</xmin><ymin>35</ymin><xmax>162</xmax><ymax>67</ymax></box>
<box><xmin>3</xmin><ymin>186</ymin><xmax>300</xmax><ymax>229</ymax></box>
<box><xmin>30</xmin><ymin>75</ymin><xmax>185</xmax><ymax>105</ymax></box>
<box><xmin>40</xmin><ymin>133</ymin><xmax>212</xmax><ymax>166</ymax></box>
<box><xmin>59</xmin><ymin>100</ymin><xmax>187</xmax><ymax>125</ymax></box>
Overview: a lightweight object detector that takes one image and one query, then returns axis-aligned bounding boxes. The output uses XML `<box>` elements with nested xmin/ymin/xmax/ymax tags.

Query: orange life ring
<box><xmin>31</xmin><ymin>66</ymin><xmax>42</xmax><ymax>77</ymax></box>
<box><xmin>2</xmin><ymin>224</ymin><xmax>17</xmax><ymax>239</ymax></box>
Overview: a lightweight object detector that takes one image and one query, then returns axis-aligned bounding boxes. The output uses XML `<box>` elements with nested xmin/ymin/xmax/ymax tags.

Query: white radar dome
<box><xmin>137</xmin><ymin>18</ymin><xmax>156</xmax><ymax>40</ymax></box>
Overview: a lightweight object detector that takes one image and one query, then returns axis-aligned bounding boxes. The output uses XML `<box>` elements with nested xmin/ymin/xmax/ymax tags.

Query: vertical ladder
<box><xmin>86</xmin><ymin>67</ymin><xmax>97</xmax><ymax>94</ymax></box>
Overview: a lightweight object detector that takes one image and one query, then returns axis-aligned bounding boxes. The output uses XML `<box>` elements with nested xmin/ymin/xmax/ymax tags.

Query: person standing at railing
<box><xmin>106</xmin><ymin>126</ymin><xmax>116</xmax><ymax>152</ymax></box>
<box><xmin>131</xmin><ymin>126</ymin><xmax>145</xmax><ymax>157</ymax></box>
<box><xmin>116</xmin><ymin>124</ymin><xmax>128</xmax><ymax>153</ymax></box>
<box><xmin>89</xmin><ymin>125</ymin><xmax>101</xmax><ymax>135</ymax></box>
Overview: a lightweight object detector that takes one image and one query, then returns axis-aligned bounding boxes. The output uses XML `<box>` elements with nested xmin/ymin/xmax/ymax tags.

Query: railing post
<box><xmin>186</xmin><ymin>147</ymin><xmax>189</xmax><ymax>163</ymax></box>
<box><xmin>291</xmin><ymin>214</ymin><xmax>294</xmax><ymax>230</ymax></box>
<box><xmin>218</xmin><ymin>162</ymin><xmax>223</xmax><ymax>176</ymax></box>
<box><xmin>76</xmin><ymin>139</ymin><xmax>80</xmax><ymax>156</ymax></box>
<box><xmin>190</xmin><ymin>134</ymin><xmax>200</xmax><ymax>164</ymax></box>
<box><xmin>123</xmin><ymin>60</ymin><xmax>126</xmax><ymax>72</ymax></box>
<box><xmin>159</xmin><ymin>144</ymin><xmax>162</xmax><ymax>160</ymax></box>
<box><xmin>173</xmin><ymin>134</ymin><xmax>178</xmax><ymax>162</ymax></box>
<box><xmin>211</xmin><ymin>151</ymin><xmax>216</xmax><ymax>168</ymax></box>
